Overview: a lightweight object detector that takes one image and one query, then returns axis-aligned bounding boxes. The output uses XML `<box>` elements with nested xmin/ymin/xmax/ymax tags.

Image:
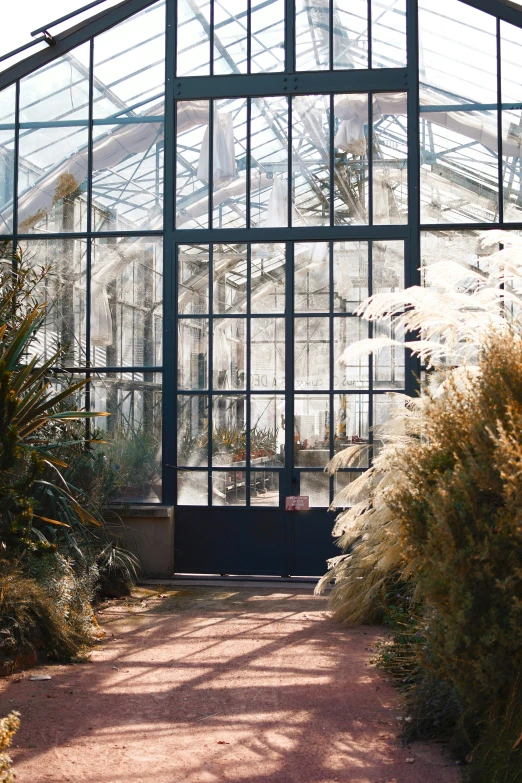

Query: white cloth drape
<box><xmin>265</xmin><ymin>175</ymin><xmax>287</xmax><ymax>227</ymax></box>
<box><xmin>88</xmin><ymin>244</ymin><xmax>140</xmax><ymax>347</ymax></box>
<box><xmin>197</xmin><ymin>111</ymin><xmax>236</xmax><ymax>185</ymax></box>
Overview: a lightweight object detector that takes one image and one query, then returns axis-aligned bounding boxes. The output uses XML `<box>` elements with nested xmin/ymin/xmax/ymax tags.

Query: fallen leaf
<box><xmin>217</xmin><ymin>741</ymin><xmax>230</xmax><ymax>745</ymax></box>
<box><xmin>513</xmin><ymin>731</ymin><xmax>522</xmax><ymax>750</ymax></box>
<box><xmin>406</xmin><ymin>758</ymin><xmax>415</xmax><ymax>763</ymax></box>
<box><xmin>30</xmin><ymin>675</ymin><xmax>52</xmax><ymax>681</ymax></box>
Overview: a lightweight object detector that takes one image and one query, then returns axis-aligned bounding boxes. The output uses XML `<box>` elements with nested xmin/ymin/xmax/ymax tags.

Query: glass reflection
<box><xmin>294</xmin><ymin>395</ymin><xmax>330</xmax><ymax>466</ymax></box>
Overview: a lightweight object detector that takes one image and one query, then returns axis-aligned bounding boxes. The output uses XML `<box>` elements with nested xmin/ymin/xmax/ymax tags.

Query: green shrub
<box><xmin>387</xmin><ymin>332</ymin><xmax>522</xmax><ymax>781</ymax></box>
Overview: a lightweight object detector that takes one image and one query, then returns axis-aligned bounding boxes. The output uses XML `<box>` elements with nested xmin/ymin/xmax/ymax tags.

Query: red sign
<box><xmin>285</xmin><ymin>495</ymin><xmax>310</xmax><ymax>511</ymax></box>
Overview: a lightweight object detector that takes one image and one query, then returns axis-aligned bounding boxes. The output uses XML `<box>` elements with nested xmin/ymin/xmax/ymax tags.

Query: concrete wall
<box><xmin>106</xmin><ymin>506</ymin><xmax>175</xmax><ymax>578</ymax></box>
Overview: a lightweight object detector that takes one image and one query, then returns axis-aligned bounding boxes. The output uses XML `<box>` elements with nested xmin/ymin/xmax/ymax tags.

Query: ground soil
<box><xmin>0</xmin><ymin>584</ymin><xmax>460</xmax><ymax>783</ymax></box>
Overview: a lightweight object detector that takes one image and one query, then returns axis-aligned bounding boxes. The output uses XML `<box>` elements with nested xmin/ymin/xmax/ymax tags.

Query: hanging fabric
<box><xmin>197</xmin><ymin>110</ymin><xmax>236</xmax><ymax>186</ymax></box>
<box><xmin>334</xmin><ymin>116</ymin><xmax>366</xmax><ymax>157</ymax></box>
<box><xmin>265</xmin><ymin>175</ymin><xmax>288</xmax><ymax>227</ymax></box>
<box><xmin>373</xmin><ymin>170</ymin><xmax>391</xmax><ymax>224</ymax></box>
<box><xmin>88</xmin><ymin>243</ymin><xmax>141</xmax><ymax>347</ymax></box>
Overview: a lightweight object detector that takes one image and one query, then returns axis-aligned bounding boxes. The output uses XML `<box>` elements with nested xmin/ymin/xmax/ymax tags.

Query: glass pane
<box><xmin>333</xmin><ymin>0</ymin><xmax>368</xmax><ymax>70</ymax></box>
<box><xmin>502</xmin><ymin>21</ymin><xmax>522</xmax><ymax>222</ymax></box>
<box><xmin>251</xmin><ymin>0</ymin><xmax>285</xmax><ymax>73</ymax></box>
<box><xmin>333</xmin><ymin>471</ymin><xmax>363</xmax><ymax>507</ymax></box>
<box><xmin>334</xmin><ymin>394</ymin><xmax>369</xmax><ymax>460</ymax></box>
<box><xmin>373</xmin><ymin>93</ymin><xmax>408</xmax><ymax>225</ymax></box>
<box><xmin>177</xmin><ymin>101</ymin><xmax>210</xmax><ymax>229</ymax></box>
<box><xmin>177</xmin><ymin>0</ymin><xmax>211</xmax><ymax>76</ymax></box>
<box><xmin>294</xmin><ymin>317</ymin><xmax>329</xmax><ymax>391</ymax></box>
<box><xmin>296</xmin><ymin>0</ymin><xmax>330</xmax><ymax>71</ymax></box>
<box><xmin>250</xmin><ymin>472</ymin><xmax>279</xmax><ymax>505</ymax></box>
<box><xmin>251</xmin><ymin>395</ymin><xmax>285</xmax><ymax>466</ymax></box>
<box><xmin>250</xmin><ymin>96</ymin><xmax>289</xmax><ymax>227</ymax></box>
<box><xmin>374</xmin><ymin>393</ymin><xmax>404</xmax><ymax>456</ymax></box>
<box><xmin>333</xmin><ymin>240</ymin><xmax>368</xmax><ymax>312</ymax></box>
<box><xmin>212</xmin><ymin>394</ymin><xmax>247</xmax><ymax>466</ymax></box>
<box><xmin>19</xmin><ymin>238</ymin><xmax>87</xmax><ymax>367</ymax></box>
<box><xmin>419</xmin><ymin>0</ymin><xmax>497</xmax><ymax>224</ymax></box>
<box><xmin>92</xmin><ymin>119</ymin><xmax>164</xmax><ymax>232</ymax></box>
<box><xmin>251</xmin><ymin>318</ymin><xmax>285</xmax><ymax>390</ymax></box>
<box><xmin>373</xmin><ymin>321</ymin><xmax>405</xmax><ymax>389</ymax></box>
<box><xmin>178</xmin><ymin>245</ymin><xmax>209</xmax><ymax>314</ymax></box>
<box><xmin>213</xmin><ymin>98</ymin><xmax>247</xmax><ymax>229</ymax></box>
<box><xmin>91</xmin><ymin>372</ymin><xmax>162</xmax><ymax>503</ymax></box>
<box><xmin>20</xmin><ymin>44</ymin><xmax>90</xmax><ymax>123</ymax></box>
<box><xmin>90</xmin><ymin>237</ymin><xmax>163</xmax><ymax>368</ymax></box>
<box><xmin>178</xmin><ymin>471</ymin><xmax>208</xmax><ymax>505</ymax></box>
<box><xmin>17</xmin><ymin>126</ymin><xmax>88</xmax><ymax>234</ymax></box>
<box><xmin>93</xmin><ymin>2</ymin><xmax>165</xmax><ymax>119</ymax></box>
<box><xmin>177</xmin><ymin>395</ymin><xmax>209</xmax><ymax>467</ymax></box>
<box><xmin>178</xmin><ymin>319</ymin><xmax>209</xmax><ymax>389</ymax></box>
<box><xmin>333</xmin><ymin>318</ymin><xmax>369</xmax><ymax>389</ymax></box>
<box><xmin>213</xmin><ymin>318</ymin><xmax>246</xmax><ymax>389</ymax></box>
<box><xmin>0</xmin><ymin>86</ymin><xmax>16</xmax><ymax>234</ymax></box>
<box><xmin>372</xmin><ymin>0</ymin><xmax>406</xmax><ymax>69</ymax></box>
<box><xmin>212</xmin><ymin>470</ymin><xmax>246</xmax><ymax>505</ymax></box>
<box><xmin>295</xmin><ymin>242</ymin><xmax>330</xmax><ymax>312</ymax></box>
<box><xmin>251</xmin><ymin>243</ymin><xmax>285</xmax><ymax>313</ymax></box>
<box><xmin>292</xmin><ymin>95</ymin><xmax>330</xmax><ymax>226</ymax></box>
<box><xmin>214</xmin><ymin>244</ymin><xmax>248</xmax><ymax>313</ymax></box>
<box><xmin>214</xmin><ymin>0</ymin><xmax>248</xmax><ymax>74</ymax></box>
<box><xmin>334</xmin><ymin>94</ymin><xmax>369</xmax><ymax>225</ymax></box>
<box><xmin>300</xmin><ymin>472</ymin><xmax>330</xmax><ymax>507</ymax></box>
<box><xmin>294</xmin><ymin>395</ymin><xmax>330</xmax><ymax>466</ymax></box>
<box><xmin>373</xmin><ymin>239</ymin><xmax>404</xmax><ymax>295</ymax></box>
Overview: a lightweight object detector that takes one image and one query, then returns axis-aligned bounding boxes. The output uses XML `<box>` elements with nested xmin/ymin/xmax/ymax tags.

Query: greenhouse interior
<box><xmin>0</xmin><ymin>0</ymin><xmax>521</xmax><ymax>575</ymax></box>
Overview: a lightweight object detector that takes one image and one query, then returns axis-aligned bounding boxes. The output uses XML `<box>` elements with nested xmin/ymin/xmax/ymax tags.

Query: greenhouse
<box><xmin>0</xmin><ymin>0</ymin><xmax>521</xmax><ymax>576</ymax></box>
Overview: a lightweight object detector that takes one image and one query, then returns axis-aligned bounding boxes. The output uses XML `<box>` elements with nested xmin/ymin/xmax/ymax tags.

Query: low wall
<box><xmin>105</xmin><ymin>506</ymin><xmax>175</xmax><ymax>578</ymax></box>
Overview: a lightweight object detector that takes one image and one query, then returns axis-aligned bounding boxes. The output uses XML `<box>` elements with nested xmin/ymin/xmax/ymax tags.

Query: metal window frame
<box><xmin>2</xmin><ymin>0</ymin><xmax>522</xmax><ymax>510</ymax></box>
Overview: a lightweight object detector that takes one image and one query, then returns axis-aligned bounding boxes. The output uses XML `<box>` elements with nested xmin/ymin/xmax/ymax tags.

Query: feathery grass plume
<box><xmin>316</xmin><ymin>230</ymin><xmax>522</xmax><ymax>623</ymax></box>
<box><xmin>386</xmin><ymin>332</ymin><xmax>522</xmax><ymax>780</ymax></box>
<box><xmin>0</xmin><ymin>712</ymin><xmax>20</xmax><ymax>783</ymax></box>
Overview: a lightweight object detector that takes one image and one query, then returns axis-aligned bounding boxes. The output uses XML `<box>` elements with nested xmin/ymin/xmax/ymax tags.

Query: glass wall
<box><xmin>0</xmin><ymin>0</ymin><xmax>521</xmax><ymax>510</ymax></box>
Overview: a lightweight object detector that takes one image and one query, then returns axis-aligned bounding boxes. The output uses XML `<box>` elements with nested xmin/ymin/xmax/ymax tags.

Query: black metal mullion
<box><xmin>247</xmin><ymin>0</ymin><xmax>252</xmax><ymax>73</ymax></box>
<box><xmin>285</xmin><ymin>0</ymin><xmax>296</xmax><ymax>74</ymax></box>
<box><xmin>210</xmin><ymin>0</ymin><xmax>215</xmax><ymax>76</ymax></box>
<box><xmin>208</xmin><ymin>243</ymin><xmax>214</xmax><ymax>505</ymax></box>
<box><xmin>328</xmin><ymin>239</ymin><xmax>334</xmax><ymax>504</ymax></box>
<box><xmin>209</xmin><ymin>99</ymin><xmax>214</xmax><ymax>230</ymax></box>
<box><xmin>284</xmin><ymin>240</ymin><xmax>295</xmax><ymax>574</ymax></box>
<box><xmin>329</xmin><ymin>0</ymin><xmax>334</xmax><ymax>70</ymax></box>
<box><xmin>246</xmin><ymin>243</ymin><xmax>252</xmax><ymax>505</ymax></box>
<box><xmin>12</xmin><ymin>81</ymin><xmax>20</xmax><ymax>259</ymax></box>
<box><xmin>163</xmin><ymin>0</ymin><xmax>177</xmax><ymax>505</ymax></box>
<box><xmin>288</xmin><ymin>95</ymin><xmax>293</xmax><ymax>227</ymax></box>
<box><xmin>406</xmin><ymin>0</ymin><xmax>421</xmax><ymax>397</ymax></box>
<box><xmin>329</xmin><ymin>93</ymin><xmax>335</xmax><ymax>227</ymax></box>
<box><xmin>368</xmin><ymin>0</ymin><xmax>372</xmax><ymax>69</ymax></box>
<box><xmin>85</xmin><ymin>38</ymin><xmax>95</xmax><ymax>441</ymax></box>
<box><xmin>247</xmin><ymin>98</ymin><xmax>251</xmax><ymax>228</ymax></box>
<box><xmin>368</xmin><ymin>91</ymin><xmax>373</xmax><ymax>226</ymax></box>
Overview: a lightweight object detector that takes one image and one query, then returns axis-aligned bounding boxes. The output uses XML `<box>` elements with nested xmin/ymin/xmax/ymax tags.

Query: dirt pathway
<box><xmin>0</xmin><ymin>584</ymin><xmax>459</xmax><ymax>783</ymax></box>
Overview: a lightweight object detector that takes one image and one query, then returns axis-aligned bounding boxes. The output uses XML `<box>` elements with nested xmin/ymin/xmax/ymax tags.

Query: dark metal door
<box><xmin>173</xmin><ymin>238</ymin><xmax>404</xmax><ymax>575</ymax></box>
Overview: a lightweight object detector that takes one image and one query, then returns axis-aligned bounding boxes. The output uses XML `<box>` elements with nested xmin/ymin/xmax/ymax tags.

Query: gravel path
<box><xmin>0</xmin><ymin>585</ymin><xmax>460</xmax><ymax>783</ymax></box>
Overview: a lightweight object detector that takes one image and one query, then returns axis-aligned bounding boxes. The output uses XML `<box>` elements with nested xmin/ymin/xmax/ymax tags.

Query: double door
<box><xmin>174</xmin><ymin>239</ymin><xmax>404</xmax><ymax>575</ymax></box>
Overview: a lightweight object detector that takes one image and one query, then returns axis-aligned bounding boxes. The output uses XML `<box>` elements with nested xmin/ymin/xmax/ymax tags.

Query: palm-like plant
<box><xmin>0</xmin><ymin>256</ymin><xmax>106</xmax><ymax>556</ymax></box>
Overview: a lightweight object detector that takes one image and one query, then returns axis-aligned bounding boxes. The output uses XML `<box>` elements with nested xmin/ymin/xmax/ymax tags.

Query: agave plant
<box><xmin>316</xmin><ymin>230</ymin><xmax>522</xmax><ymax>621</ymax></box>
